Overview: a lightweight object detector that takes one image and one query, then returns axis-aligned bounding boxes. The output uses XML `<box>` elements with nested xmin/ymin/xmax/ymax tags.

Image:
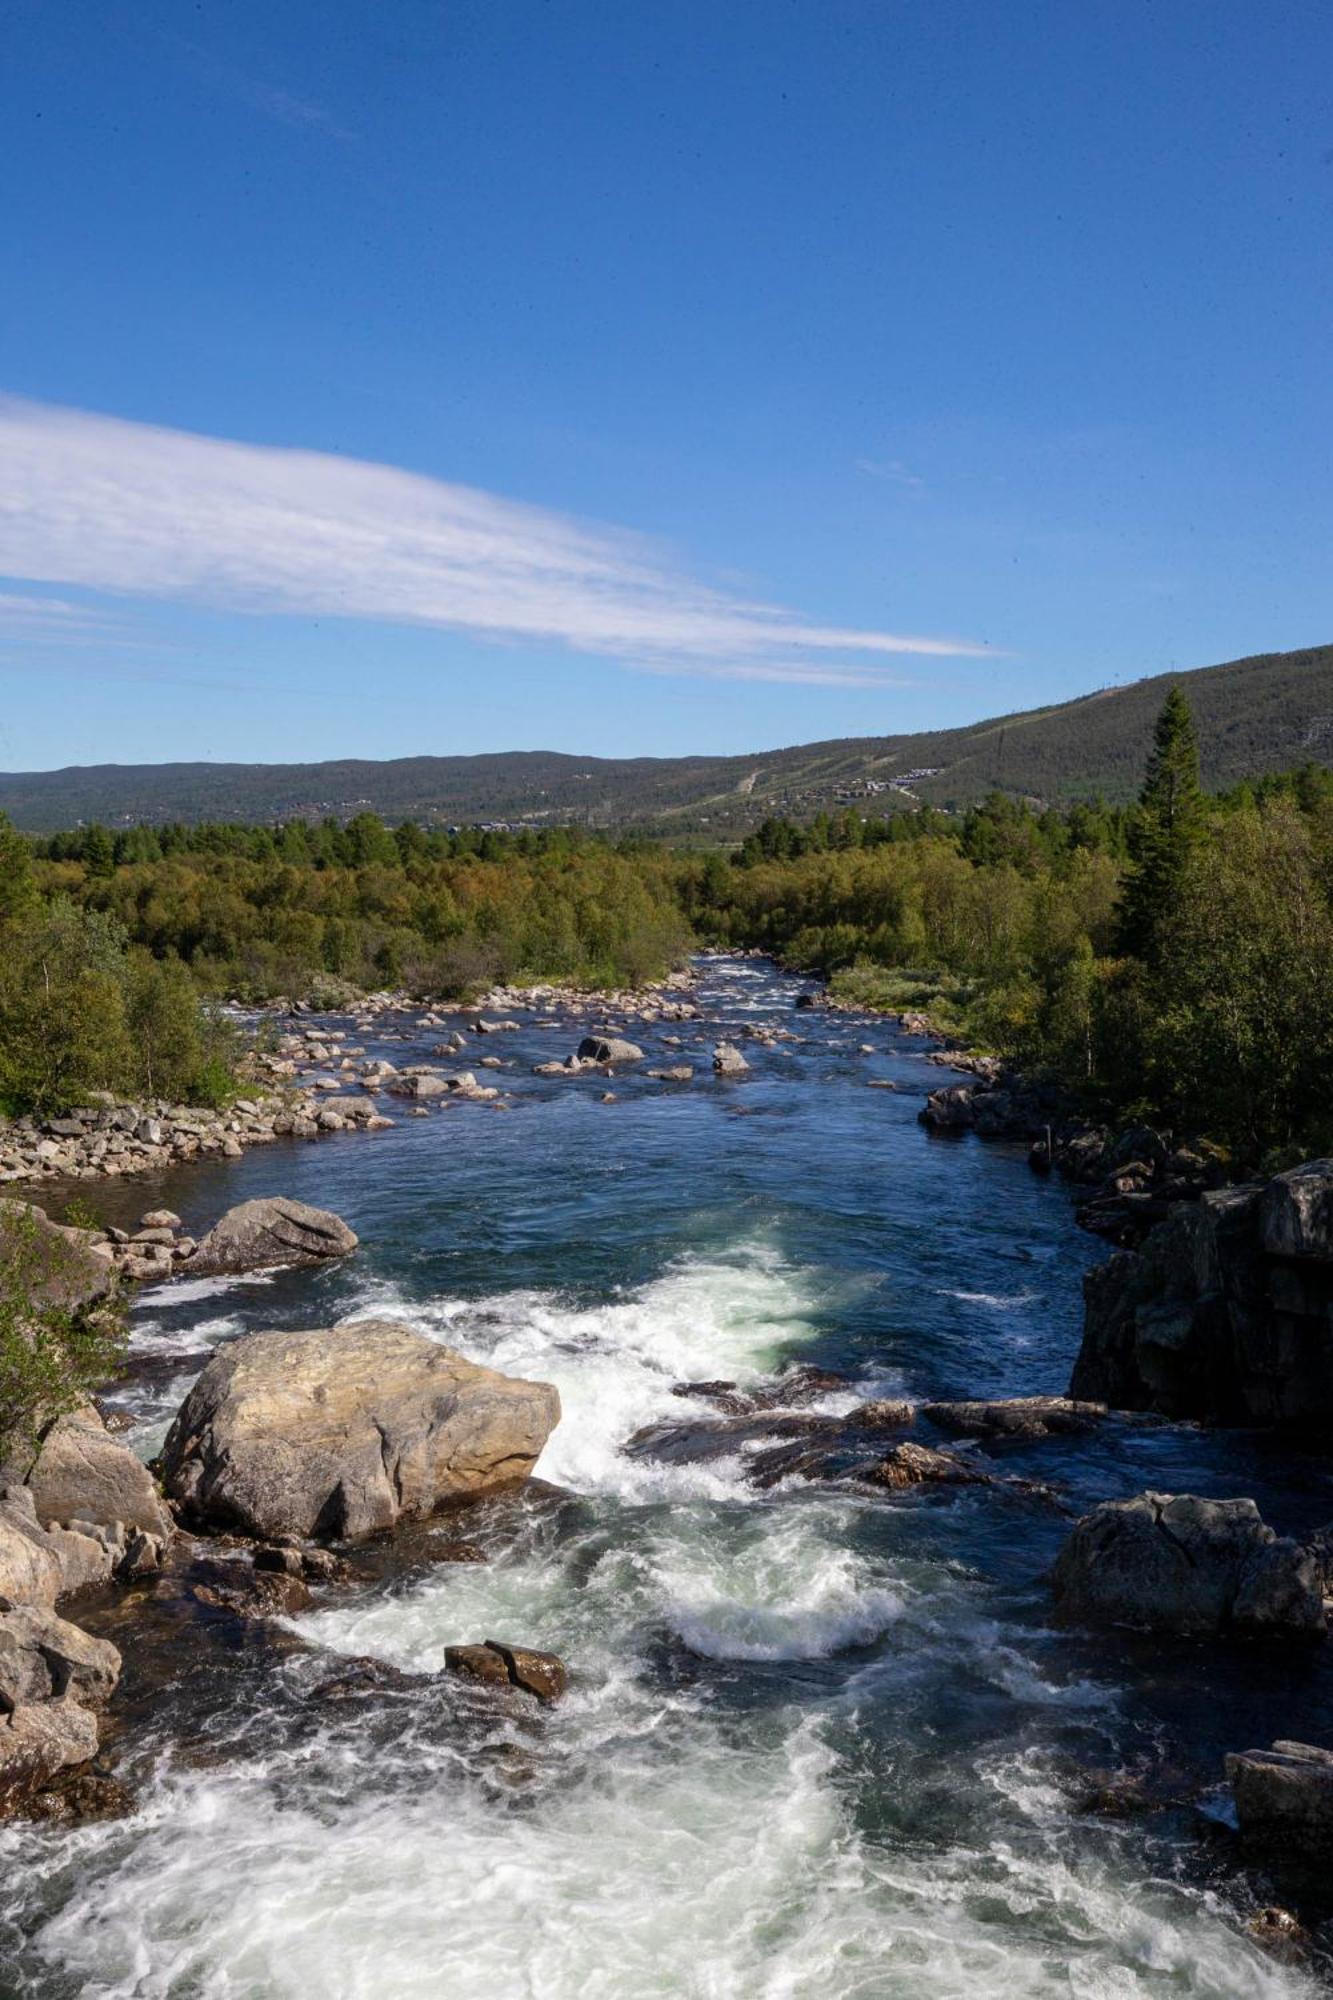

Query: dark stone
<box><xmin>1052</xmin><ymin>1493</ymin><xmax>1325</xmax><ymax>1635</ymax></box>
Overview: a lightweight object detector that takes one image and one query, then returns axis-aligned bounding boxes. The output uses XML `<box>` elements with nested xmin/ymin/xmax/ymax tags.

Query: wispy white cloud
<box><xmin>856</xmin><ymin>457</ymin><xmax>925</xmax><ymax>489</ymax></box>
<box><xmin>0</xmin><ymin>590</ymin><xmax>115</xmax><ymax>638</ymax></box>
<box><xmin>0</xmin><ymin>398</ymin><xmax>993</xmax><ymax>685</ymax></box>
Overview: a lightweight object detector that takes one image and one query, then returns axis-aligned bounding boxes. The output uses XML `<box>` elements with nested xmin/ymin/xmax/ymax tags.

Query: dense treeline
<box><xmin>4</xmin><ymin>698</ymin><xmax>1332</xmax><ymax>1164</ymax></box>
<box><xmin>0</xmin><ymin>818</ymin><xmax>237</xmax><ymax>1114</ymax></box>
<box><xmin>27</xmin><ymin>823</ymin><xmax>690</xmax><ymax>1008</ymax></box>
<box><xmin>683</xmin><ymin>728</ymin><xmax>1333</xmax><ymax>1166</ymax></box>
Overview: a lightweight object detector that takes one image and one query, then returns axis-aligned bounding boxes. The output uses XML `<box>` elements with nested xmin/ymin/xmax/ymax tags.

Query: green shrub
<box><xmin>0</xmin><ymin>1207</ymin><xmax>127</xmax><ymax>1459</ymax></box>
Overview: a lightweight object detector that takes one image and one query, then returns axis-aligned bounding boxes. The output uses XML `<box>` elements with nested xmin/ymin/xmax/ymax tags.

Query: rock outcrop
<box><xmin>1051</xmin><ymin>1492</ymin><xmax>1326</xmax><ymax>1635</ymax></box>
<box><xmin>1070</xmin><ymin>1160</ymin><xmax>1333</xmax><ymax>1428</ymax></box>
<box><xmin>161</xmin><ymin>1318</ymin><xmax>560</xmax><ymax>1540</ymax></box>
<box><xmin>189</xmin><ymin>1197</ymin><xmax>358</xmax><ymax>1278</ymax></box>
<box><xmin>1227</xmin><ymin>1740</ymin><xmax>1333</xmax><ymax>1849</ymax></box>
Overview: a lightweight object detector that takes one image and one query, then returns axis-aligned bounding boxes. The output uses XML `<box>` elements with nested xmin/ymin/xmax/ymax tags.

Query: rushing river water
<box><xmin>5</xmin><ymin>956</ymin><xmax>1333</xmax><ymax>1998</ymax></box>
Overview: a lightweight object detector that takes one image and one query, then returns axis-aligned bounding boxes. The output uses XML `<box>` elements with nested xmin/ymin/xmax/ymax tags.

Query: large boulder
<box><xmin>576</xmin><ymin>1036</ymin><xmax>643</xmax><ymax>1065</ymax></box>
<box><xmin>19</xmin><ymin>1405</ymin><xmax>172</xmax><ymax>1541</ymax></box>
<box><xmin>161</xmin><ymin>1319</ymin><xmax>560</xmax><ymax>1540</ymax></box>
<box><xmin>1070</xmin><ymin>1164</ymin><xmax>1333</xmax><ymax>1429</ymax></box>
<box><xmin>1227</xmin><ymin>1741</ymin><xmax>1333</xmax><ymax>1849</ymax></box>
<box><xmin>189</xmin><ymin>1197</ymin><xmax>358</xmax><ymax>1277</ymax></box>
<box><xmin>712</xmin><ymin>1043</ymin><xmax>750</xmax><ymax>1075</ymax></box>
<box><xmin>1051</xmin><ymin>1492</ymin><xmax>1325</xmax><ymax>1635</ymax></box>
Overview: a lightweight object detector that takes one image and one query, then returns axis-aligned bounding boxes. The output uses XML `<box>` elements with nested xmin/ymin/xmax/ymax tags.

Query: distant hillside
<box><xmin>4</xmin><ymin>642</ymin><xmax>1330</xmax><ymax>835</ymax></box>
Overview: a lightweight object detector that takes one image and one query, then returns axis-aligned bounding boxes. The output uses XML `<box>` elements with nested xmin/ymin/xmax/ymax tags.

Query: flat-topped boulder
<box><xmin>189</xmin><ymin>1197</ymin><xmax>358</xmax><ymax>1277</ymax></box>
<box><xmin>1227</xmin><ymin>1740</ymin><xmax>1333</xmax><ymax>1848</ymax></box>
<box><xmin>1052</xmin><ymin>1492</ymin><xmax>1325</xmax><ymax>1635</ymax></box>
<box><xmin>161</xmin><ymin>1318</ymin><xmax>560</xmax><ymax>1540</ymax></box>
<box><xmin>923</xmin><ymin>1396</ymin><xmax>1107</xmax><ymax>1439</ymax></box>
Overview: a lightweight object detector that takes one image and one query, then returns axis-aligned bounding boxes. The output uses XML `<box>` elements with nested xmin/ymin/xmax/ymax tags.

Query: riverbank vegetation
<box><xmin>4</xmin><ymin>692</ymin><xmax>1331</xmax><ymax>1164</ymax></box>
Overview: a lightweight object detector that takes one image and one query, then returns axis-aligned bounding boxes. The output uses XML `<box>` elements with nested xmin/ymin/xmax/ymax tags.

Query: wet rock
<box><xmin>1052</xmin><ymin>1493</ymin><xmax>1325</xmax><ymax>1635</ymax></box>
<box><xmin>429</xmin><ymin>1540</ymin><xmax>488</xmax><ymax>1563</ymax></box>
<box><xmin>162</xmin><ymin>1318</ymin><xmax>560</xmax><ymax>1540</ymax></box>
<box><xmin>0</xmin><ymin>1697</ymin><xmax>99</xmax><ymax>1812</ymax></box>
<box><xmin>444</xmin><ymin>1639</ymin><xmax>567</xmax><ymax>1703</ymax></box>
<box><xmin>1246</xmin><ymin>1906</ymin><xmax>1311</xmax><ymax>1963</ymax></box>
<box><xmin>1228</xmin><ymin>1741</ymin><xmax>1333</xmax><ymax>1851</ymax></box>
<box><xmin>576</xmin><ymin>1036</ymin><xmax>643</xmax><ymax>1065</ymax></box>
<box><xmin>18</xmin><ymin>1764</ymin><xmax>134</xmax><ymax>1825</ymax></box>
<box><xmin>712</xmin><ymin>1042</ymin><xmax>750</xmax><ymax>1075</ymax></box>
<box><xmin>189</xmin><ymin>1196</ymin><xmax>358</xmax><ymax>1277</ymax></box>
<box><xmin>647</xmin><ymin>1066</ymin><xmax>694</xmax><ymax>1082</ymax></box>
<box><xmin>844</xmin><ymin>1399</ymin><xmax>917</xmax><ymax>1431</ymax></box>
<box><xmin>922</xmin><ymin>1396</ymin><xmax>1107</xmax><ymax>1440</ymax></box>
<box><xmin>862</xmin><ymin>1442</ymin><xmax>994</xmax><ymax>1491</ymax></box>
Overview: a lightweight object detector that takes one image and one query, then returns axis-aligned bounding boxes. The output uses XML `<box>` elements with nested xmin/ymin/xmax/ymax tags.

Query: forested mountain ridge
<box><xmin>4</xmin><ymin>640</ymin><xmax>1329</xmax><ymax>833</ymax></box>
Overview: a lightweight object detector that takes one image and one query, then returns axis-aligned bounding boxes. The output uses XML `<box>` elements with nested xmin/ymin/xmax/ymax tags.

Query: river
<box><xmin>3</xmin><ymin>955</ymin><xmax>1331</xmax><ymax>1998</ymax></box>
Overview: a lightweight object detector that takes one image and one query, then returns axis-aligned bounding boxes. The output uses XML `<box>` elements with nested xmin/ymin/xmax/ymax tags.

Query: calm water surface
<box><xmin>4</xmin><ymin>957</ymin><xmax>1332</xmax><ymax>1998</ymax></box>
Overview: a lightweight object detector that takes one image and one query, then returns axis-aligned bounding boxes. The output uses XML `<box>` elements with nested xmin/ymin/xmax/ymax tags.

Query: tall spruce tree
<box><xmin>1118</xmin><ymin>684</ymin><xmax>1205</xmax><ymax>961</ymax></box>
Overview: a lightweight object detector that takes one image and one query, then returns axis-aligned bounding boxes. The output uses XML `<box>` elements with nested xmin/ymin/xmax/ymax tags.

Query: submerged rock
<box><xmin>161</xmin><ymin>1318</ymin><xmax>560</xmax><ymax>1540</ymax></box>
<box><xmin>1052</xmin><ymin>1492</ymin><xmax>1325</xmax><ymax>1635</ymax></box>
<box><xmin>189</xmin><ymin>1196</ymin><xmax>358</xmax><ymax>1277</ymax></box>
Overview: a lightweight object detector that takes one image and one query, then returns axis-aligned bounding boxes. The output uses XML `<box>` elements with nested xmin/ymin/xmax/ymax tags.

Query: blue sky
<box><xmin>2</xmin><ymin>0</ymin><xmax>1330</xmax><ymax>771</ymax></box>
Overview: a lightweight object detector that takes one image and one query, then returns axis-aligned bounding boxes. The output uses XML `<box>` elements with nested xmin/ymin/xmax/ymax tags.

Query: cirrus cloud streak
<box><xmin>0</xmin><ymin>398</ymin><xmax>993</xmax><ymax>685</ymax></box>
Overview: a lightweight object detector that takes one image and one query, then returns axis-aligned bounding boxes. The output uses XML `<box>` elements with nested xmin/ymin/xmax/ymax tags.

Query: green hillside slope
<box><xmin>3</xmin><ymin>641</ymin><xmax>1329</xmax><ymax>833</ymax></box>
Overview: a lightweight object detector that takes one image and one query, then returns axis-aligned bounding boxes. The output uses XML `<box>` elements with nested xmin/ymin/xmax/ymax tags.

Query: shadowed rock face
<box><xmin>189</xmin><ymin>1197</ymin><xmax>358</xmax><ymax>1277</ymax></box>
<box><xmin>1052</xmin><ymin>1492</ymin><xmax>1326</xmax><ymax>1636</ymax></box>
<box><xmin>161</xmin><ymin>1319</ymin><xmax>560</xmax><ymax>1541</ymax></box>
<box><xmin>1071</xmin><ymin>1161</ymin><xmax>1333</xmax><ymax>1429</ymax></box>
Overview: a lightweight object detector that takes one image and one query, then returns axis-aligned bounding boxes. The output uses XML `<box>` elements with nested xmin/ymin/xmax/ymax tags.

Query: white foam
<box><xmin>338</xmin><ymin>1240</ymin><xmax>836</xmax><ymax>1500</ymax></box>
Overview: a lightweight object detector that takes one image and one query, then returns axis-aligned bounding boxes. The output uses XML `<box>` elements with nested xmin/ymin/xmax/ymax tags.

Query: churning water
<box><xmin>3</xmin><ymin>958</ymin><xmax>1331</xmax><ymax>1997</ymax></box>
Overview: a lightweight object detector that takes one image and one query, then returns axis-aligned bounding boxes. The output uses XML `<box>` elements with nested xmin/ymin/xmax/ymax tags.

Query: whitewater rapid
<box><xmin>3</xmin><ymin>1242</ymin><xmax>1312</xmax><ymax>1998</ymax></box>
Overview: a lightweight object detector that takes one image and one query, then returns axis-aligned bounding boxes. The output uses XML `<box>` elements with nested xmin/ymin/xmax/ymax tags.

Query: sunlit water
<box><xmin>4</xmin><ymin>957</ymin><xmax>1332</xmax><ymax>1998</ymax></box>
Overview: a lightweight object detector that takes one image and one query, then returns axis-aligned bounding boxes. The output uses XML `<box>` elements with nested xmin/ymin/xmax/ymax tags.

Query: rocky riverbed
<box><xmin>5</xmin><ymin>955</ymin><xmax>1333</xmax><ymax>1996</ymax></box>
